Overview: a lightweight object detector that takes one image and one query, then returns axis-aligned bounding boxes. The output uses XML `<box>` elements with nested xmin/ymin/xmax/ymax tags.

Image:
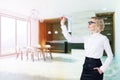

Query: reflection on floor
<box><xmin>0</xmin><ymin>49</ymin><xmax>120</xmax><ymax>80</ymax></box>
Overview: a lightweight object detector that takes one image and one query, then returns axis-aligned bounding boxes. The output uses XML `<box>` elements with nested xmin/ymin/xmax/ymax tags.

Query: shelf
<box><xmin>96</xmin><ymin>12</ymin><xmax>114</xmax><ymax>54</ymax></box>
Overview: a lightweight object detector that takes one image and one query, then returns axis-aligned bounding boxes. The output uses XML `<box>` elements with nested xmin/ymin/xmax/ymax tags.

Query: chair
<box><xmin>44</xmin><ymin>45</ymin><xmax>52</xmax><ymax>59</ymax></box>
<box><xmin>33</xmin><ymin>45</ymin><xmax>46</xmax><ymax>61</ymax></box>
<box><xmin>16</xmin><ymin>46</ymin><xmax>27</xmax><ymax>60</ymax></box>
<box><xmin>30</xmin><ymin>46</ymin><xmax>42</xmax><ymax>61</ymax></box>
<box><xmin>16</xmin><ymin>46</ymin><xmax>35</xmax><ymax>61</ymax></box>
<box><xmin>33</xmin><ymin>44</ymin><xmax>52</xmax><ymax>61</ymax></box>
<box><xmin>16</xmin><ymin>46</ymin><xmax>22</xmax><ymax>59</ymax></box>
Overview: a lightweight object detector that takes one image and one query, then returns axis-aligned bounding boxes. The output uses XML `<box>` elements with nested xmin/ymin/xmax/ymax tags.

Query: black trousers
<box><xmin>80</xmin><ymin>57</ymin><xmax>103</xmax><ymax>80</ymax></box>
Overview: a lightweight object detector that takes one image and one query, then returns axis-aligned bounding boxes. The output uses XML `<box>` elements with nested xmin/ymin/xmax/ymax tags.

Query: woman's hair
<box><xmin>91</xmin><ymin>17</ymin><xmax>105</xmax><ymax>32</ymax></box>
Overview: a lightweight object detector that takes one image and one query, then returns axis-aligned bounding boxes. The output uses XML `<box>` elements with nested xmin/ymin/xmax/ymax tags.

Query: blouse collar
<box><xmin>91</xmin><ymin>32</ymin><xmax>100</xmax><ymax>36</ymax></box>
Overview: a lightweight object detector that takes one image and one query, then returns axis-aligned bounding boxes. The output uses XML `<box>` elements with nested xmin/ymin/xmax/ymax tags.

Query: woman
<box><xmin>60</xmin><ymin>16</ymin><xmax>113</xmax><ymax>80</ymax></box>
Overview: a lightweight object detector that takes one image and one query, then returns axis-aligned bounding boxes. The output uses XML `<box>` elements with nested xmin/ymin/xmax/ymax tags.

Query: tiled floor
<box><xmin>0</xmin><ymin>49</ymin><xmax>120</xmax><ymax>80</ymax></box>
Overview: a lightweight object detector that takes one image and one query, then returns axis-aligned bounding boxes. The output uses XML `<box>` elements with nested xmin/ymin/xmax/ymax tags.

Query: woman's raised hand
<box><xmin>60</xmin><ymin>16</ymin><xmax>66</xmax><ymax>26</ymax></box>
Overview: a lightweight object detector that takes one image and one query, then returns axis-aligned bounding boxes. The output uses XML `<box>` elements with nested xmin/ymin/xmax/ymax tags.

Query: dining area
<box><xmin>16</xmin><ymin>44</ymin><xmax>53</xmax><ymax>61</ymax></box>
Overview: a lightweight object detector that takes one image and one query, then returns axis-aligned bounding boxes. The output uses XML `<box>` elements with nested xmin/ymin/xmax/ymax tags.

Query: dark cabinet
<box><xmin>96</xmin><ymin>12</ymin><xmax>115</xmax><ymax>55</ymax></box>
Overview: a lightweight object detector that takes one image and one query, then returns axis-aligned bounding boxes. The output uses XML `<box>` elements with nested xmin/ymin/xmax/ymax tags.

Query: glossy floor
<box><xmin>0</xmin><ymin>49</ymin><xmax>120</xmax><ymax>80</ymax></box>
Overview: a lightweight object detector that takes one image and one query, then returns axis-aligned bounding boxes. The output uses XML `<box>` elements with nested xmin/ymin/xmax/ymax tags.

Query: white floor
<box><xmin>1</xmin><ymin>49</ymin><xmax>119</xmax><ymax>80</ymax></box>
<box><xmin>0</xmin><ymin>49</ymin><xmax>85</xmax><ymax>80</ymax></box>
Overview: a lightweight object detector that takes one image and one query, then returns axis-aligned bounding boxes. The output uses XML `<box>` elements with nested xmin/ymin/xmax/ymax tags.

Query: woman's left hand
<box><xmin>94</xmin><ymin>67</ymin><xmax>103</xmax><ymax>74</ymax></box>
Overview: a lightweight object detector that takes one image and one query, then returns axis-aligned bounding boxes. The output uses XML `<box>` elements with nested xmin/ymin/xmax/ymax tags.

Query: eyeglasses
<box><xmin>88</xmin><ymin>21</ymin><xmax>96</xmax><ymax>25</ymax></box>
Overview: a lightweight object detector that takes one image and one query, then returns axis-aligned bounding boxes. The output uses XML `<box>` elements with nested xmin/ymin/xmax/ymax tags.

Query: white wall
<box><xmin>30</xmin><ymin>20</ymin><xmax>39</xmax><ymax>46</ymax></box>
<box><xmin>115</xmin><ymin>8</ymin><xmax>120</xmax><ymax>56</ymax></box>
<box><xmin>71</xmin><ymin>12</ymin><xmax>95</xmax><ymax>37</ymax></box>
<box><xmin>72</xmin><ymin>21</ymin><xmax>90</xmax><ymax>37</ymax></box>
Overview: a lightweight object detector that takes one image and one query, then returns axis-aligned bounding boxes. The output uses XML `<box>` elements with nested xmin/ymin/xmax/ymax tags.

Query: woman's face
<box><xmin>88</xmin><ymin>19</ymin><xmax>96</xmax><ymax>32</ymax></box>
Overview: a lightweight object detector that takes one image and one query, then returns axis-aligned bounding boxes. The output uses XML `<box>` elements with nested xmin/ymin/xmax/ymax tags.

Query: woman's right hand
<box><xmin>60</xmin><ymin>17</ymin><xmax>66</xmax><ymax>26</ymax></box>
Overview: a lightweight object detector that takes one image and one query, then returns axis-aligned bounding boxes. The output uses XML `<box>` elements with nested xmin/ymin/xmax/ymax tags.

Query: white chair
<box><xmin>44</xmin><ymin>45</ymin><xmax>52</xmax><ymax>59</ymax></box>
<box><xmin>33</xmin><ymin>44</ymin><xmax>52</xmax><ymax>61</ymax></box>
<box><xmin>16</xmin><ymin>46</ymin><xmax>34</xmax><ymax>61</ymax></box>
<box><xmin>16</xmin><ymin>46</ymin><xmax>27</xmax><ymax>60</ymax></box>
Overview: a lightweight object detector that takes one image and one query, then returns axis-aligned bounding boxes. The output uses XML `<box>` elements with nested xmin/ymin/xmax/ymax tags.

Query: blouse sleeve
<box><xmin>61</xmin><ymin>25</ymin><xmax>85</xmax><ymax>43</ymax></box>
<box><xmin>100</xmin><ymin>37</ymin><xmax>113</xmax><ymax>72</ymax></box>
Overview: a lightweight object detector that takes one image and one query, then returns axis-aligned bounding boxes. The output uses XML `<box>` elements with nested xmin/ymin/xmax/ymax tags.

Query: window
<box><xmin>1</xmin><ymin>16</ymin><xmax>16</xmax><ymax>54</ymax></box>
<box><xmin>16</xmin><ymin>20</ymin><xmax>28</xmax><ymax>48</ymax></box>
<box><xmin>0</xmin><ymin>16</ymin><xmax>29</xmax><ymax>55</ymax></box>
<box><xmin>0</xmin><ymin>13</ymin><xmax>38</xmax><ymax>56</ymax></box>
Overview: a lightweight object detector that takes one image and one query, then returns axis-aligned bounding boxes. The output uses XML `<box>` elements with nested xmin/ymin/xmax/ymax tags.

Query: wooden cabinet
<box><xmin>96</xmin><ymin>12</ymin><xmax>115</xmax><ymax>54</ymax></box>
<box><xmin>39</xmin><ymin>18</ymin><xmax>70</xmax><ymax>53</ymax></box>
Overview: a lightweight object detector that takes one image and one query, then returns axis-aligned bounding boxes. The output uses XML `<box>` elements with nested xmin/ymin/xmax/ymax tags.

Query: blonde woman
<box><xmin>60</xmin><ymin>17</ymin><xmax>113</xmax><ymax>80</ymax></box>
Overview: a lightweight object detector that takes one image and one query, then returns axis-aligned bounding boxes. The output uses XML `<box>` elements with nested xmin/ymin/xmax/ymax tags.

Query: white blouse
<box><xmin>61</xmin><ymin>25</ymin><xmax>113</xmax><ymax>72</ymax></box>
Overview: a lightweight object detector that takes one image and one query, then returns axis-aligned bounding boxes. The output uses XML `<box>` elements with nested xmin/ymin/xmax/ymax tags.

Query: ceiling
<box><xmin>0</xmin><ymin>0</ymin><xmax>118</xmax><ymax>21</ymax></box>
